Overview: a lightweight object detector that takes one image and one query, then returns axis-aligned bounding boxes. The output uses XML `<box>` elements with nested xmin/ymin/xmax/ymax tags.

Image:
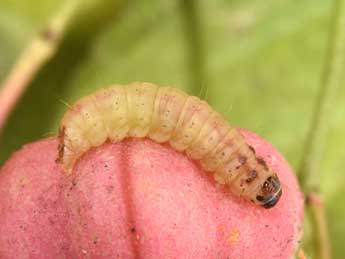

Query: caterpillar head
<box><xmin>256</xmin><ymin>174</ymin><xmax>282</xmax><ymax>209</ymax></box>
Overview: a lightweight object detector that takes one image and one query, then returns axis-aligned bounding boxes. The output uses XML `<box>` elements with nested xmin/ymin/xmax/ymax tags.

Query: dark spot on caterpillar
<box><xmin>245</xmin><ymin>170</ymin><xmax>258</xmax><ymax>183</ymax></box>
<box><xmin>56</xmin><ymin>126</ymin><xmax>65</xmax><ymax>163</ymax></box>
<box><xmin>257</xmin><ymin>157</ymin><xmax>269</xmax><ymax>170</ymax></box>
<box><xmin>248</xmin><ymin>145</ymin><xmax>256</xmax><ymax>154</ymax></box>
<box><xmin>238</xmin><ymin>155</ymin><xmax>247</xmax><ymax>165</ymax></box>
<box><xmin>239</xmin><ymin>179</ymin><xmax>244</xmax><ymax>187</ymax></box>
<box><xmin>131</xmin><ymin>227</ymin><xmax>136</xmax><ymax>233</ymax></box>
<box><xmin>235</xmin><ymin>155</ymin><xmax>247</xmax><ymax>170</ymax></box>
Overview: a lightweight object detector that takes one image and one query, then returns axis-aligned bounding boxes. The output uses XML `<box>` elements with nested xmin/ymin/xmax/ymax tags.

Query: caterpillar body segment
<box><xmin>184</xmin><ymin>114</ymin><xmax>229</xmax><ymax>161</ymax></box>
<box><xmin>126</xmin><ymin>82</ymin><xmax>158</xmax><ymax>138</ymax></box>
<box><xmin>199</xmin><ymin>128</ymin><xmax>244</xmax><ymax>172</ymax></box>
<box><xmin>76</xmin><ymin>95</ymin><xmax>108</xmax><ymax>147</ymax></box>
<box><xmin>58</xmin><ymin>82</ymin><xmax>282</xmax><ymax>208</ymax></box>
<box><xmin>169</xmin><ymin>96</ymin><xmax>212</xmax><ymax>152</ymax></box>
<box><xmin>91</xmin><ymin>86</ymin><xmax>129</xmax><ymax>142</ymax></box>
<box><xmin>148</xmin><ymin>87</ymin><xmax>188</xmax><ymax>143</ymax></box>
<box><xmin>58</xmin><ymin>104</ymin><xmax>94</xmax><ymax>171</ymax></box>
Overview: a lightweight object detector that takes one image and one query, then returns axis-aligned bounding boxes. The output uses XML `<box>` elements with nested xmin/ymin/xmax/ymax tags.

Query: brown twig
<box><xmin>0</xmin><ymin>0</ymin><xmax>81</xmax><ymax>135</ymax></box>
<box><xmin>306</xmin><ymin>193</ymin><xmax>331</xmax><ymax>259</ymax></box>
<box><xmin>298</xmin><ymin>0</ymin><xmax>345</xmax><ymax>258</ymax></box>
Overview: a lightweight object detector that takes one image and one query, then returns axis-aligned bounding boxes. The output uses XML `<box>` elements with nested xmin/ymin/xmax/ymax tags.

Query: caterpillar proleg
<box><xmin>57</xmin><ymin>82</ymin><xmax>282</xmax><ymax>208</ymax></box>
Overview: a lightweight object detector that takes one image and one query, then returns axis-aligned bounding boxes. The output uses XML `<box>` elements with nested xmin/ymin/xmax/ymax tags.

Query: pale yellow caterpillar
<box><xmin>57</xmin><ymin>82</ymin><xmax>282</xmax><ymax>208</ymax></box>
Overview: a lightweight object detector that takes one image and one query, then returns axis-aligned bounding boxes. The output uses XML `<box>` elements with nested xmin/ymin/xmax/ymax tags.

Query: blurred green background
<box><xmin>0</xmin><ymin>0</ymin><xmax>344</xmax><ymax>257</ymax></box>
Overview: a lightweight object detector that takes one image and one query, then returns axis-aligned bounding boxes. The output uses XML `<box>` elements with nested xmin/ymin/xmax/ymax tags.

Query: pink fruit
<box><xmin>0</xmin><ymin>130</ymin><xmax>303</xmax><ymax>258</ymax></box>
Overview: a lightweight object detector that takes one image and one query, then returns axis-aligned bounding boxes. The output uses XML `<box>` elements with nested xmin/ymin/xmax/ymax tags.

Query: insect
<box><xmin>57</xmin><ymin>82</ymin><xmax>282</xmax><ymax>208</ymax></box>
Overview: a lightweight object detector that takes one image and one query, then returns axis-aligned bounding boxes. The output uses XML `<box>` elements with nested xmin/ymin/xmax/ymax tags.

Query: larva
<box><xmin>57</xmin><ymin>82</ymin><xmax>282</xmax><ymax>208</ymax></box>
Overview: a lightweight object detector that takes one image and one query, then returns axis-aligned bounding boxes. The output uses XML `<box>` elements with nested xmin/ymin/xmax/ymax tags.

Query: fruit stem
<box><xmin>298</xmin><ymin>0</ymin><xmax>345</xmax><ymax>258</ymax></box>
<box><xmin>306</xmin><ymin>193</ymin><xmax>332</xmax><ymax>259</ymax></box>
<box><xmin>0</xmin><ymin>0</ymin><xmax>81</xmax><ymax>135</ymax></box>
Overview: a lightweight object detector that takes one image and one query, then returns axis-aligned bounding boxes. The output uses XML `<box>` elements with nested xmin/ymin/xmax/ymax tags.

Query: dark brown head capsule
<box><xmin>256</xmin><ymin>174</ymin><xmax>282</xmax><ymax>209</ymax></box>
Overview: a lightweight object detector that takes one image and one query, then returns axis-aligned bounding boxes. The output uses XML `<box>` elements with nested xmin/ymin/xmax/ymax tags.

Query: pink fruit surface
<box><xmin>0</xmin><ymin>130</ymin><xmax>303</xmax><ymax>259</ymax></box>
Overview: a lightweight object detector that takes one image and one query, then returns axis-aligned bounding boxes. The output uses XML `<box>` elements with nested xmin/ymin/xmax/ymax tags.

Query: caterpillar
<box><xmin>57</xmin><ymin>82</ymin><xmax>282</xmax><ymax>208</ymax></box>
